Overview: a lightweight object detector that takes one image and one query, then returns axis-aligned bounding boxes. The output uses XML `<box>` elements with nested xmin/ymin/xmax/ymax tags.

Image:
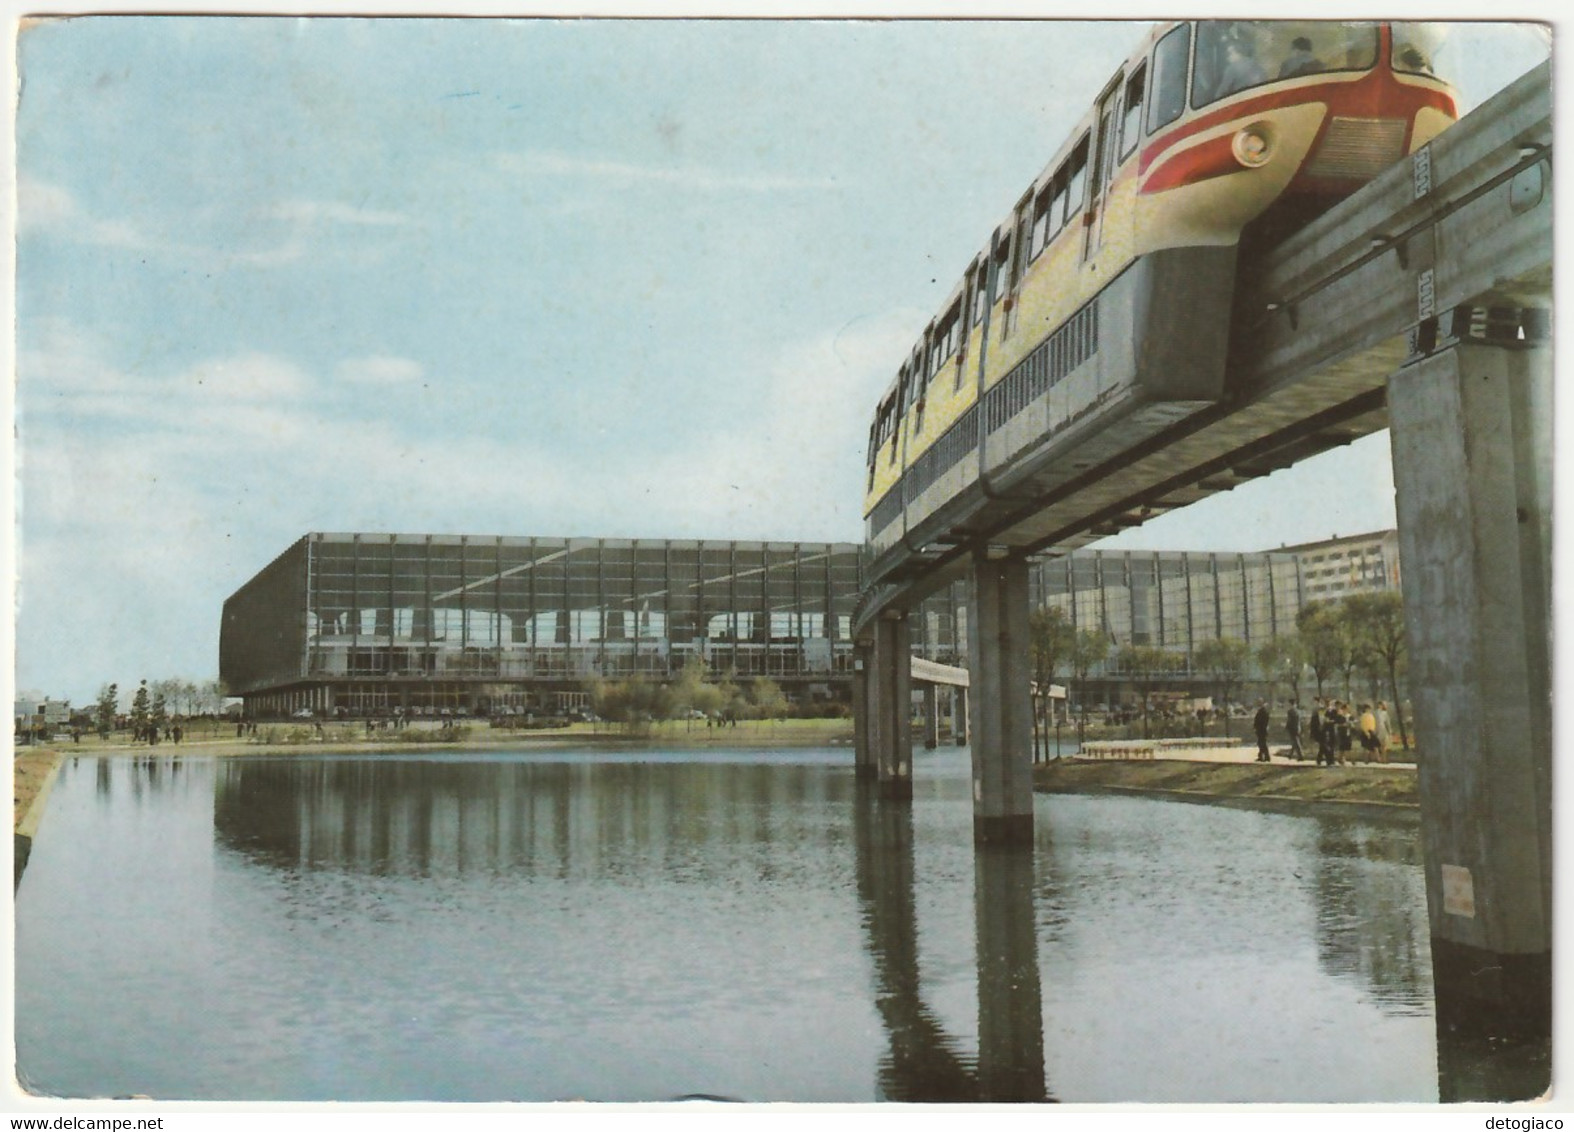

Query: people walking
<box><xmin>1315</xmin><ymin>699</ymin><xmax>1341</xmax><ymax>771</ymax></box>
<box><xmin>1253</xmin><ymin>701</ymin><xmax>1271</xmax><ymax>762</ymax></box>
<box><xmin>1333</xmin><ymin>702</ymin><xmax>1353</xmax><ymax>766</ymax></box>
<box><xmin>1358</xmin><ymin>703</ymin><xmax>1379</xmax><ymax>762</ymax></box>
<box><xmin>1374</xmin><ymin>701</ymin><xmax>1392</xmax><ymax>763</ymax></box>
<box><xmin>1309</xmin><ymin>698</ymin><xmax>1326</xmax><ymax>764</ymax></box>
<box><xmin>1286</xmin><ymin>702</ymin><xmax>1303</xmax><ymax>761</ymax></box>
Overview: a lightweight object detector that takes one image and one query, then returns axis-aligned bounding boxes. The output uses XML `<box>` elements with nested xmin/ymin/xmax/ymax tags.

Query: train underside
<box><xmin>865</xmin><ymin>242</ymin><xmax>1238</xmax><ymax>589</ymax></box>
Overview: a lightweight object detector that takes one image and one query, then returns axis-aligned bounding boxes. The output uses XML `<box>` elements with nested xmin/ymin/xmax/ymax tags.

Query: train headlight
<box><xmin>1231</xmin><ymin>124</ymin><xmax>1273</xmax><ymax>168</ymax></box>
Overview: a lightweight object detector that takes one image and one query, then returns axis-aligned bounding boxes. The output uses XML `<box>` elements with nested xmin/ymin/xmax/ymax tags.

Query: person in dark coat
<box><xmin>1253</xmin><ymin>702</ymin><xmax>1271</xmax><ymax>762</ymax></box>
<box><xmin>1325</xmin><ymin>702</ymin><xmax>1348</xmax><ymax>765</ymax></box>
<box><xmin>1286</xmin><ymin>703</ymin><xmax>1303</xmax><ymax>761</ymax></box>
<box><xmin>1335</xmin><ymin>702</ymin><xmax>1354</xmax><ymax>765</ymax></box>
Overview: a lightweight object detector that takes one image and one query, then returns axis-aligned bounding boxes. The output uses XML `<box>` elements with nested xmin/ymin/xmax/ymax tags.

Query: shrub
<box><xmin>395</xmin><ymin>724</ymin><xmax>470</xmax><ymax>744</ymax></box>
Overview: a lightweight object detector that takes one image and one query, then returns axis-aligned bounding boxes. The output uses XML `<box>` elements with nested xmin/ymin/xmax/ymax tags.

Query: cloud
<box><xmin>17</xmin><ymin>175</ymin><xmax>154</xmax><ymax>249</ymax></box>
<box><xmin>222</xmin><ymin>239</ymin><xmax>310</xmax><ymax>268</ymax></box>
<box><xmin>624</xmin><ymin>307</ymin><xmax>922</xmax><ymax>541</ymax></box>
<box><xmin>14</xmin><ymin>326</ymin><xmax>584</xmax><ymax>698</ymax></box>
<box><xmin>493</xmin><ymin>149</ymin><xmax>841</xmax><ymax>193</ymax></box>
<box><xmin>19</xmin><ymin>335</ymin><xmax>315</xmax><ymax>435</ymax></box>
<box><xmin>17</xmin><ymin>178</ymin><xmax>412</xmax><ymax>270</ymax></box>
<box><xmin>183</xmin><ymin>353</ymin><xmax>312</xmax><ymax>401</ymax></box>
<box><xmin>335</xmin><ymin>355</ymin><xmax>425</xmax><ymax>386</ymax></box>
<box><xmin>265</xmin><ymin>199</ymin><xmax>414</xmax><ymax>228</ymax></box>
<box><xmin>209</xmin><ymin>199</ymin><xmax>417</xmax><ymax>269</ymax></box>
<box><xmin>16</xmin><ymin>175</ymin><xmax>75</xmax><ymax>228</ymax></box>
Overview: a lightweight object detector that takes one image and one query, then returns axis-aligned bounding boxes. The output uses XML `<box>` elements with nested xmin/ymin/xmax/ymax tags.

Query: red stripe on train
<box><xmin>1141</xmin><ymin>135</ymin><xmax>1247</xmax><ymax>193</ymax></box>
<box><xmin>1138</xmin><ymin>67</ymin><xmax>1457</xmax><ymax>187</ymax></box>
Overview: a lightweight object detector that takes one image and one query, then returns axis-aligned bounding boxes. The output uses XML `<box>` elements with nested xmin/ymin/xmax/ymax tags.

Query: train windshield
<box><xmin>1391</xmin><ymin>23</ymin><xmax>1449</xmax><ymax>76</ymax></box>
<box><xmin>1191</xmin><ymin>21</ymin><xmax>1379</xmax><ymax>108</ymax></box>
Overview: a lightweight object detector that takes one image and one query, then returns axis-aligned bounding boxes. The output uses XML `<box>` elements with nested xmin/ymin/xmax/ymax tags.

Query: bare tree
<box><xmin>1194</xmin><ymin>637</ymin><xmax>1250</xmax><ymax>737</ymax></box>
<box><xmin>1342</xmin><ymin>592</ymin><xmax>1411</xmax><ymax>749</ymax></box>
<box><xmin>1256</xmin><ymin>635</ymin><xmax>1309</xmax><ymax>706</ymax></box>
<box><xmin>1029</xmin><ymin>607</ymin><xmax>1076</xmax><ymax>761</ymax></box>
<box><xmin>1297</xmin><ymin>601</ymin><xmax>1353</xmax><ymax>698</ymax></box>
<box><xmin>1115</xmin><ymin>644</ymin><xmax>1179</xmax><ymax>739</ymax></box>
<box><xmin>1070</xmin><ymin>628</ymin><xmax>1110</xmax><ymax>742</ymax></box>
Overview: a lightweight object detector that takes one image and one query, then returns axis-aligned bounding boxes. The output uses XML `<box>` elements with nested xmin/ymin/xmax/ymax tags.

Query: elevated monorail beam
<box><xmin>854</xmin><ymin>60</ymin><xmax>1550</xmax><ymax>636</ymax></box>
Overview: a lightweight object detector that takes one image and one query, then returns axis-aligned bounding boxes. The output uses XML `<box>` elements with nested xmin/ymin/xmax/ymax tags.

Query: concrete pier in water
<box><xmin>1388</xmin><ymin>327</ymin><xmax>1551</xmax><ymax>1046</ymax></box>
<box><xmin>966</xmin><ymin>554</ymin><xmax>1035</xmax><ymax>846</ymax></box>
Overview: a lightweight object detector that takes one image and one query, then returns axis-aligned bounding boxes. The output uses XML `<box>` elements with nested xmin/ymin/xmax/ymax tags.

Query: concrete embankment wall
<box><xmin>14</xmin><ymin>755</ymin><xmax>64</xmax><ymax>889</ymax></box>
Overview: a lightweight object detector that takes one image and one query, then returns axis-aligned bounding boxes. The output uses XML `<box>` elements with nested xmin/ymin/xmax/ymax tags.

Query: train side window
<box><xmin>993</xmin><ymin>234</ymin><xmax>1013</xmax><ymax>303</ymax></box>
<box><xmin>1120</xmin><ymin>64</ymin><xmax>1146</xmax><ymax>158</ymax></box>
<box><xmin>1029</xmin><ymin>186</ymin><xmax>1053</xmax><ymax>260</ymax></box>
<box><xmin>930</xmin><ymin>303</ymin><xmax>961</xmax><ymax>377</ymax></box>
<box><xmin>1048</xmin><ymin>169</ymin><xmax>1069</xmax><ymax>238</ymax></box>
<box><xmin>1063</xmin><ymin>136</ymin><xmax>1089</xmax><ymax>224</ymax></box>
<box><xmin>1093</xmin><ymin>105</ymin><xmax>1115</xmax><ymax>193</ymax></box>
<box><xmin>1146</xmin><ymin>23</ymin><xmax>1190</xmax><ymax>133</ymax></box>
<box><xmin>874</xmin><ymin>398</ymin><xmax>895</xmax><ymax>467</ymax></box>
<box><xmin>1013</xmin><ymin>202</ymin><xmax>1032</xmax><ymax>285</ymax></box>
<box><xmin>990</xmin><ymin>231</ymin><xmax>1016</xmax><ymax>342</ymax></box>
<box><xmin>958</xmin><ymin>274</ymin><xmax>974</xmax><ymax>359</ymax></box>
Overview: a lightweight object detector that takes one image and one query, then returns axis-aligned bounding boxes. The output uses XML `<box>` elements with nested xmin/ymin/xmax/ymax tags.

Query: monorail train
<box><xmin>863</xmin><ymin>20</ymin><xmax>1458</xmax><ymax>565</ymax></box>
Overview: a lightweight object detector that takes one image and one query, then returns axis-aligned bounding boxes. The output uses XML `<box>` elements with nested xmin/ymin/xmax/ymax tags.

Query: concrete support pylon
<box><xmin>852</xmin><ymin>644</ymin><xmax>876</xmax><ymax>783</ymax></box>
<box><xmin>872</xmin><ymin>613</ymin><xmax>913</xmax><ymax>801</ymax></box>
<box><xmin>955</xmin><ymin>687</ymin><xmax>970</xmax><ymax>747</ymax></box>
<box><xmin>967</xmin><ymin>553</ymin><xmax>1034</xmax><ymax>845</ymax></box>
<box><xmin>1387</xmin><ymin>332</ymin><xmax>1551</xmax><ymax>1052</ymax></box>
<box><xmin>923</xmin><ymin>684</ymin><xmax>939</xmax><ymax>750</ymax></box>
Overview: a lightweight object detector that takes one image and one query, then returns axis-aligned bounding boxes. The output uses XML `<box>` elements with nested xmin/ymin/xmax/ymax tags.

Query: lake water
<box><xmin>15</xmin><ymin>746</ymin><xmax>1446</xmax><ymax>1103</ymax></box>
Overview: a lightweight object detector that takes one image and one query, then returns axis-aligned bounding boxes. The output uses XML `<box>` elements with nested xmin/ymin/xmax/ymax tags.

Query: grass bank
<box><xmin>13</xmin><ymin>749</ymin><xmax>64</xmax><ymax>834</ymax></box>
<box><xmin>1034</xmin><ymin>757</ymin><xmax>1418</xmax><ymax>816</ymax></box>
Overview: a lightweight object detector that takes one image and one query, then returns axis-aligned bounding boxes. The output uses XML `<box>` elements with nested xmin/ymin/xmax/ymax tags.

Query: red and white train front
<box><xmin>1134</xmin><ymin>21</ymin><xmax>1458</xmax><ymax>251</ymax></box>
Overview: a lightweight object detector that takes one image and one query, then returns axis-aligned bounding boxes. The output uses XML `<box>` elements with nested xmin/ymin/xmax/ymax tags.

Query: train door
<box><xmin>1083</xmin><ymin>74</ymin><xmax>1123</xmax><ymax>262</ymax></box>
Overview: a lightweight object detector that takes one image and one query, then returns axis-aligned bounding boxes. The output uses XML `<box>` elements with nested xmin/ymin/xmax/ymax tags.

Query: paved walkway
<box><xmin>1078</xmin><ymin>737</ymin><xmax>1417</xmax><ymax>769</ymax></box>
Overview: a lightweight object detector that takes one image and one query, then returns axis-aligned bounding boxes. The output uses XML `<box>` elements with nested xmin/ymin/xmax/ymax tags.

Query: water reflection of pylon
<box><xmin>852</xmin><ymin>786</ymin><xmax>1051</xmax><ymax>1102</ymax></box>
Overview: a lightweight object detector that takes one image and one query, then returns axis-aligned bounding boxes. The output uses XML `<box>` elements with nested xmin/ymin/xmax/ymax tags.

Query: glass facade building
<box><xmin>1031</xmin><ymin>549</ymin><xmax>1304</xmax><ymax>661</ymax></box>
<box><xmin>222</xmin><ymin>535</ymin><xmax>1334</xmax><ymax>717</ymax></box>
<box><xmin>221</xmin><ymin>534</ymin><xmax>863</xmax><ymax>718</ymax></box>
<box><xmin>911</xmin><ymin>548</ymin><xmax>1306</xmax><ymax>692</ymax></box>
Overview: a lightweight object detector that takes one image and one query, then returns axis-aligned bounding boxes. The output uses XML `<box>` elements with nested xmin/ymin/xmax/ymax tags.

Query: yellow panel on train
<box><xmin>863</xmin><ymin>20</ymin><xmax>1458</xmax><ymax>567</ymax></box>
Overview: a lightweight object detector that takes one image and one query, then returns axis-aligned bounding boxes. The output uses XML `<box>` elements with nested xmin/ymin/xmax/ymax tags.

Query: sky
<box><xmin>9</xmin><ymin>11</ymin><xmax>1553</xmax><ymax>705</ymax></box>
